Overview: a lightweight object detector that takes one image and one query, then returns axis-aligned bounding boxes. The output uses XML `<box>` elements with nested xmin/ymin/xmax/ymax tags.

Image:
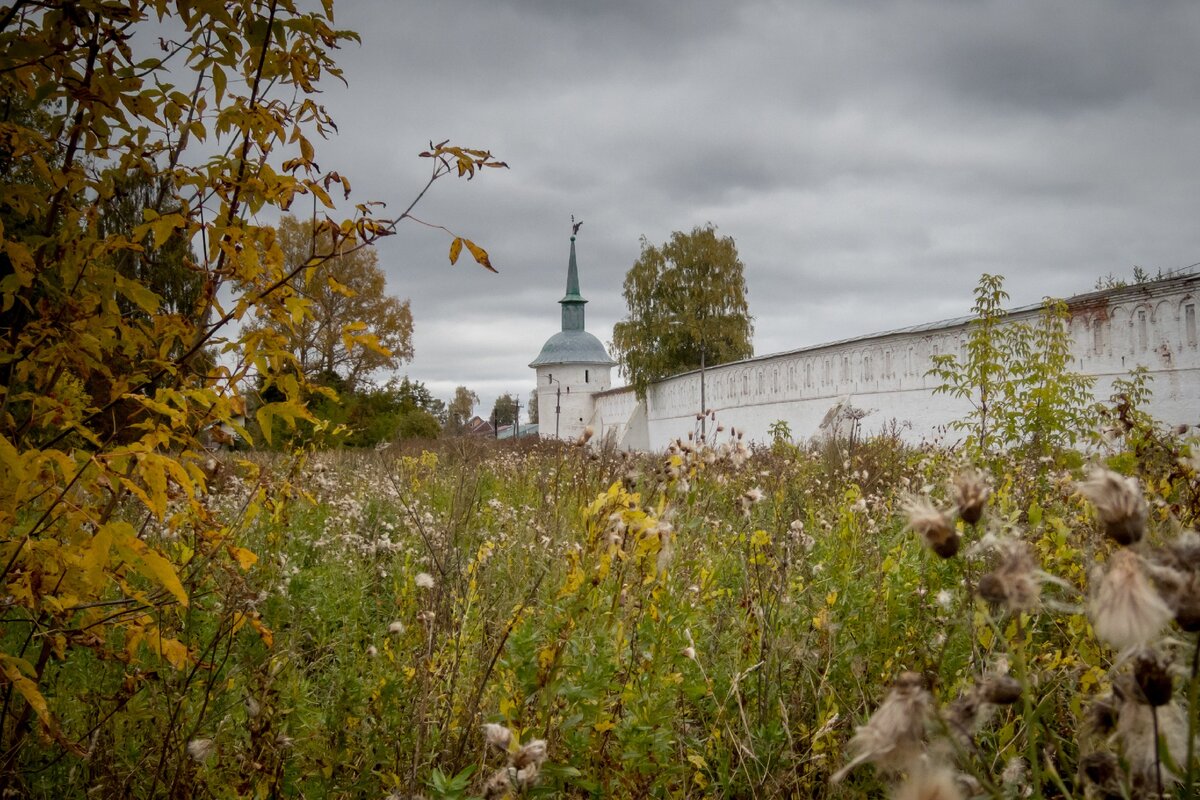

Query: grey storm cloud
<box><xmin>293</xmin><ymin>0</ymin><xmax>1200</xmax><ymax>416</ymax></box>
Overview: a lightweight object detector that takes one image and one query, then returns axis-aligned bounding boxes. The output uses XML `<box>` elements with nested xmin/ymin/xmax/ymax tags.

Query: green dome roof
<box><xmin>529</xmin><ymin>329</ymin><xmax>615</xmax><ymax>367</ymax></box>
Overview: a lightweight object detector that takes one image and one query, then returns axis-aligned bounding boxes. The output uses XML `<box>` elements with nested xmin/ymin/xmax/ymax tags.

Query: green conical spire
<box><xmin>560</xmin><ymin>235</ymin><xmax>587</xmax><ymax>331</ymax></box>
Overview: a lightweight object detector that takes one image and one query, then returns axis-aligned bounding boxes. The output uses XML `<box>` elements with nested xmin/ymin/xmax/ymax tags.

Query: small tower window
<box><xmin>548</xmin><ymin>373</ymin><xmax>552</xmax><ymax>384</ymax></box>
<box><xmin>1186</xmin><ymin>303</ymin><xmax>1197</xmax><ymax>347</ymax></box>
<box><xmin>585</xmin><ymin>369</ymin><xmax>589</xmax><ymax>383</ymax></box>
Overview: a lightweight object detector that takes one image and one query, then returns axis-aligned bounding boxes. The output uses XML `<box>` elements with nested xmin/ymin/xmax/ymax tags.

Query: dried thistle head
<box><xmin>482</xmin><ymin>768</ymin><xmax>511</xmax><ymax>800</ymax></box>
<box><xmin>980</xmin><ymin>674</ymin><xmax>1022</xmax><ymax>706</ymax></box>
<box><xmin>831</xmin><ymin>671</ymin><xmax>931</xmax><ymax>783</ymax></box>
<box><xmin>950</xmin><ymin>469</ymin><xmax>991</xmax><ymax>525</ymax></box>
<box><xmin>1171</xmin><ymin>571</ymin><xmax>1200</xmax><ymax>632</ymax></box>
<box><xmin>1086</xmin><ymin>693</ymin><xmax>1120</xmax><ymax>738</ymax></box>
<box><xmin>1115</xmin><ymin>691</ymin><xmax>1186</xmax><ymax>793</ymax></box>
<box><xmin>1077</xmin><ymin>751</ymin><xmax>1119</xmax><ymax>797</ymax></box>
<box><xmin>513</xmin><ymin>739</ymin><xmax>548</xmax><ymax>771</ymax></box>
<box><xmin>1077</xmin><ymin>468</ymin><xmax>1148</xmax><ymax>546</ymax></box>
<box><xmin>976</xmin><ymin>540</ymin><xmax>1041</xmax><ymax>613</ymax></box>
<box><xmin>903</xmin><ymin>496</ymin><xmax>960</xmax><ymax>559</ymax></box>
<box><xmin>1089</xmin><ymin>550</ymin><xmax>1173</xmax><ymax>652</ymax></box>
<box><xmin>892</xmin><ymin>764</ymin><xmax>964</xmax><ymax>800</ymax></box>
<box><xmin>481</xmin><ymin>723</ymin><xmax>512</xmax><ymax>753</ymax></box>
<box><xmin>1132</xmin><ymin>648</ymin><xmax>1173</xmax><ymax>707</ymax></box>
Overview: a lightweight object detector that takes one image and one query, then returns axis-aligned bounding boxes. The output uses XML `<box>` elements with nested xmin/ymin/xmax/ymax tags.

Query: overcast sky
<box><xmin>304</xmin><ymin>0</ymin><xmax>1200</xmax><ymax>420</ymax></box>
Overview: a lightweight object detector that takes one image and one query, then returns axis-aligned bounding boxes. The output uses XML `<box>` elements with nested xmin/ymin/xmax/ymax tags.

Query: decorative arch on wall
<box><xmin>1183</xmin><ymin>298</ymin><xmax>1198</xmax><ymax>348</ymax></box>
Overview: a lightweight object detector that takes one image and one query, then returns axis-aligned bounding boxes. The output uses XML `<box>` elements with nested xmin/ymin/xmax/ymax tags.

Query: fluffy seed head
<box><xmin>1089</xmin><ymin>550</ymin><xmax>1173</xmax><ymax>651</ymax></box>
<box><xmin>187</xmin><ymin>738</ymin><xmax>215</xmax><ymax>763</ymax></box>
<box><xmin>1133</xmin><ymin>649</ymin><xmax>1173</xmax><ymax>707</ymax></box>
<box><xmin>903</xmin><ymin>496</ymin><xmax>960</xmax><ymax>559</ymax></box>
<box><xmin>1078</xmin><ymin>751</ymin><xmax>1119</xmax><ymax>794</ymax></box>
<box><xmin>1115</xmin><ymin>695</ymin><xmax>1186</xmax><ymax>791</ymax></box>
<box><xmin>482</xmin><ymin>723</ymin><xmax>512</xmax><ymax>752</ymax></box>
<box><xmin>483</xmin><ymin>768</ymin><xmax>511</xmax><ymax>800</ymax></box>
<box><xmin>950</xmin><ymin>469</ymin><xmax>991</xmax><ymax>525</ymax></box>
<box><xmin>976</xmin><ymin>540</ymin><xmax>1041</xmax><ymax>613</ymax></box>
<box><xmin>831</xmin><ymin>671</ymin><xmax>931</xmax><ymax>782</ymax></box>
<box><xmin>388</xmin><ymin>620</ymin><xmax>405</xmax><ymax>635</ymax></box>
<box><xmin>892</xmin><ymin>764</ymin><xmax>964</xmax><ymax>800</ymax></box>
<box><xmin>981</xmin><ymin>674</ymin><xmax>1022</xmax><ymax>706</ymax></box>
<box><xmin>1077</xmin><ymin>468</ymin><xmax>1148</xmax><ymax>546</ymax></box>
<box><xmin>414</xmin><ymin>572</ymin><xmax>435</xmax><ymax>589</ymax></box>
<box><xmin>513</xmin><ymin>739</ymin><xmax>548</xmax><ymax>770</ymax></box>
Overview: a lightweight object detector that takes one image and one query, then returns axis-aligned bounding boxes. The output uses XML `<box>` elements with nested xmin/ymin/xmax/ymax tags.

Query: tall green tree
<box><xmin>445</xmin><ymin>385</ymin><xmax>479</xmax><ymax>434</ymax></box>
<box><xmin>262</xmin><ymin>215</ymin><xmax>415</xmax><ymax>393</ymax></box>
<box><xmin>528</xmin><ymin>388</ymin><xmax>539</xmax><ymax>424</ymax></box>
<box><xmin>492</xmin><ymin>392</ymin><xmax>518</xmax><ymax>428</ymax></box>
<box><xmin>612</xmin><ymin>224</ymin><xmax>753</xmax><ymax>397</ymax></box>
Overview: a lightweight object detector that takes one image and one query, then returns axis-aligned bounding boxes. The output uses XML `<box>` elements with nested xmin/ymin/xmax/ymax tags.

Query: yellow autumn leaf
<box><xmin>462</xmin><ymin>238</ymin><xmax>497</xmax><ymax>273</ymax></box>
<box><xmin>229</xmin><ymin>546</ymin><xmax>258</xmax><ymax>571</ymax></box>
<box><xmin>111</xmin><ymin>522</ymin><xmax>189</xmax><ymax>607</ymax></box>
<box><xmin>0</xmin><ymin>655</ymin><xmax>51</xmax><ymax>728</ymax></box>
<box><xmin>449</xmin><ymin>236</ymin><xmax>462</xmax><ymax>265</ymax></box>
<box><xmin>81</xmin><ymin>522</ymin><xmax>113</xmax><ymax>591</ymax></box>
<box><xmin>156</xmin><ymin>634</ymin><xmax>190</xmax><ymax>670</ymax></box>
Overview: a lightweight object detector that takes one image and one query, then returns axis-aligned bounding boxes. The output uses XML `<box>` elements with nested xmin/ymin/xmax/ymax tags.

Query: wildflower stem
<box><xmin>1184</xmin><ymin>634</ymin><xmax>1200</xmax><ymax>798</ymax></box>
<box><xmin>1012</xmin><ymin>615</ymin><xmax>1044</xmax><ymax>800</ymax></box>
<box><xmin>1151</xmin><ymin>706</ymin><xmax>1163</xmax><ymax>800</ymax></box>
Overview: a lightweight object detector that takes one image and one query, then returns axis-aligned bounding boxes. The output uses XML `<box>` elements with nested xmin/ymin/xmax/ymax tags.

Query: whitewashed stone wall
<box><xmin>534</xmin><ymin>362</ymin><xmax>612</xmax><ymax>441</ymax></box>
<box><xmin>593</xmin><ymin>275</ymin><xmax>1200</xmax><ymax>450</ymax></box>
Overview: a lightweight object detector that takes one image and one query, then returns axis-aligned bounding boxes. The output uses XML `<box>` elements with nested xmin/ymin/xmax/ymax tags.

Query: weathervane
<box><xmin>571</xmin><ymin>215</ymin><xmax>583</xmax><ymax>237</ymax></box>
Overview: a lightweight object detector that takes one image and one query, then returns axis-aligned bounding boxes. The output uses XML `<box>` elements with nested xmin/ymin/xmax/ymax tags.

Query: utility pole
<box><xmin>514</xmin><ymin>396</ymin><xmax>520</xmax><ymax>439</ymax></box>
<box><xmin>549</xmin><ymin>377</ymin><xmax>563</xmax><ymax>439</ymax></box>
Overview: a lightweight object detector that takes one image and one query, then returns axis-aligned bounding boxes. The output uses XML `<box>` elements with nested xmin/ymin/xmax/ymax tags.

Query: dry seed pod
<box><xmin>1077</xmin><ymin>468</ymin><xmax>1148</xmax><ymax>546</ymax></box>
<box><xmin>950</xmin><ymin>469</ymin><xmax>991</xmax><ymax>525</ymax></box>
<box><xmin>1172</xmin><ymin>572</ymin><xmax>1200</xmax><ymax>632</ymax></box>
<box><xmin>1087</xmin><ymin>694</ymin><xmax>1120</xmax><ymax>736</ymax></box>
<box><xmin>903</xmin><ymin>496</ymin><xmax>960</xmax><ymax>559</ymax></box>
<box><xmin>981</xmin><ymin>674</ymin><xmax>1022</xmax><ymax>706</ymax></box>
<box><xmin>1133</xmin><ymin>649</ymin><xmax>1173</xmax><ymax>707</ymax></box>
<box><xmin>1078</xmin><ymin>751</ymin><xmax>1119</xmax><ymax>794</ymax></box>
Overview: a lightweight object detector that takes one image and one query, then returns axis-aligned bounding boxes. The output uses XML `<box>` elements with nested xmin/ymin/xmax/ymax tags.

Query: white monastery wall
<box><xmin>594</xmin><ymin>275</ymin><xmax>1200</xmax><ymax>451</ymax></box>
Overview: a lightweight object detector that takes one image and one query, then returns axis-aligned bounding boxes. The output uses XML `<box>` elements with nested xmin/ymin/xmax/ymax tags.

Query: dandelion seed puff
<box><xmin>1077</xmin><ymin>467</ymin><xmax>1148</xmax><ymax>546</ymax></box>
<box><xmin>187</xmin><ymin>738</ymin><xmax>215</xmax><ymax>763</ymax></box>
<box><xmin>903</xmin><ymin>496</ymin><xmax>959</xmax><ymax>559</ymax></box>
<box><xmin>744</xmin><ymin>487</ymin><xmax>764</xmax><ymax>504</ymax></box>
<box><xmin>1090</xmin><ymin>550</ymin><xmax>1173</xmax><ymax>651</ymax></box>
<box><xmin>935</xmin><ymin>589</ymin><xmax>954</xmax><ymax>611</ymax></box>
<box><xmin>891</xmin><ymin>764</ymin><xmax>963</xmax><ymax>800</ymax></box>
<box><xmin>414</xmin><ymin>572</ymin><xmax>435</xmax><ymax>589</ymax></box>
<box><xmin>831</xmin><ymin>671</ymin><xmax>930</xmax><ymax>783</ymax></box>
<box><xmin>682</xmin><ymin>646</ymin><xmax>697</xmax><ymax>661</ymax></box>
<box><xmin>481</xmin><ymin>722</ymin><xmax>512</xmax><ymax>752</ymax></box>
<box><xmin>366</xmin><ymin>645</ymin><xmax>378</xmax><ymax>658</ymax></box>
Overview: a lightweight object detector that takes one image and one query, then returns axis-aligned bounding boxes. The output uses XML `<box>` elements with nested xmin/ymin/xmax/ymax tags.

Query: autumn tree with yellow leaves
<box><xmin>0</xmin><ymin>0</ymin><xmax>501</xmax><ymax>792</ymax></box>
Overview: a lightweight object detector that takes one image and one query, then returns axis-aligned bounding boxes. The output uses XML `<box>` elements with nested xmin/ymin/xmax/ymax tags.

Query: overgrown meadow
<box><xmin>13</xmin><ymin>396</ymin><xmax>1200</xmax><ymax>799</ymax></box>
